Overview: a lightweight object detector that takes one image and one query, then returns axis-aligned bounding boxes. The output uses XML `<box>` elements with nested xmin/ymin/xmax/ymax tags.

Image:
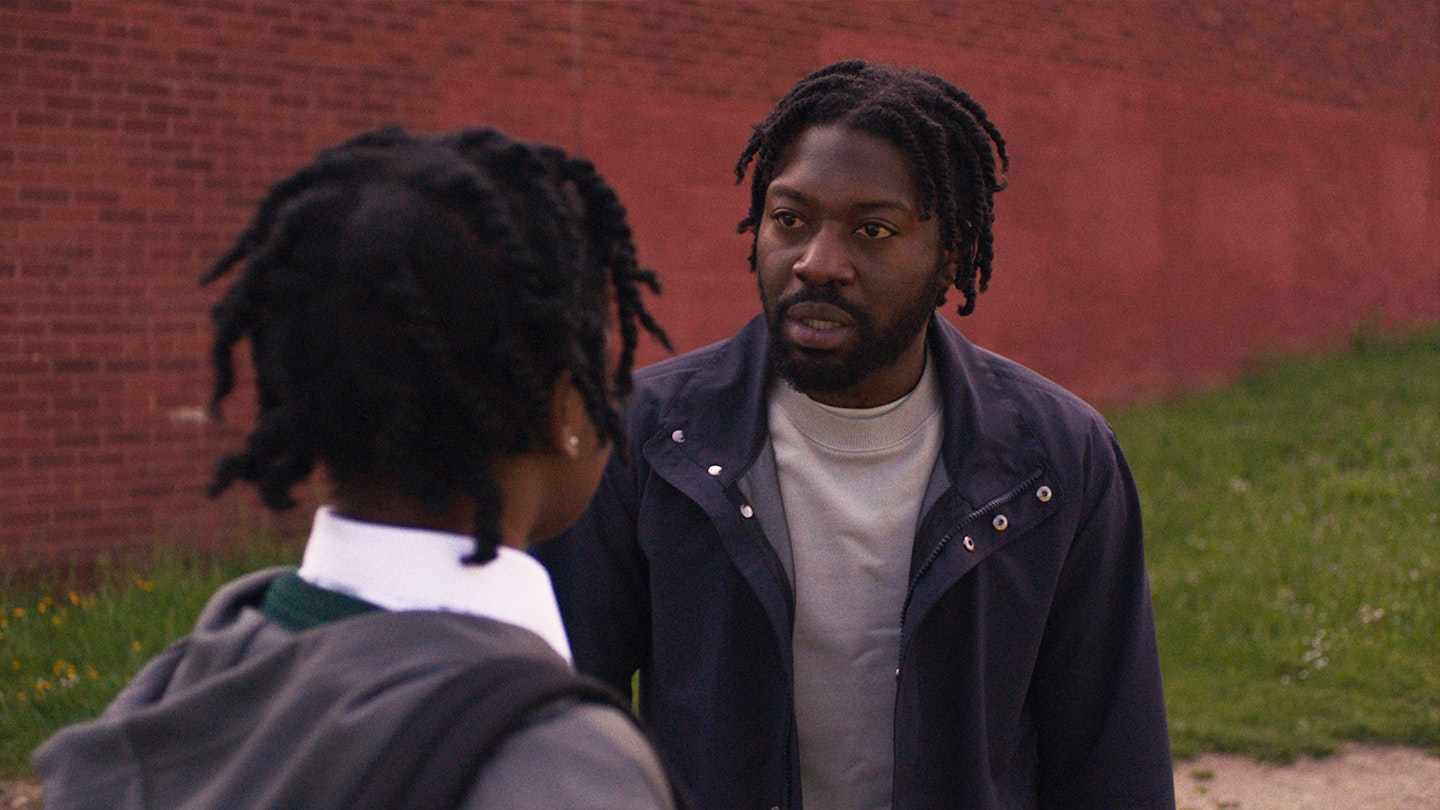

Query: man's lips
<box><xmin>780</xmin><ymin>301</ymin><xmax>855</xmax><ymax>351</ymax></box>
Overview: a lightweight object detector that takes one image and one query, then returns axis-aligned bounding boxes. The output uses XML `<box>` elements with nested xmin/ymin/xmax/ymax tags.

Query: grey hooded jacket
<box><xmin>33</xmin><ymin>567</ymin><xmax>674</xmax><ymax>809</ymax></box>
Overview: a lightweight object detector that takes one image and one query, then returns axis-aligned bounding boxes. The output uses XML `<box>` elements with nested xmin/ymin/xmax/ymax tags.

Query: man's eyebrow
<box><xmin>766</xmin><ymin>182</ymin><xmax>916</xmax><ymax>215</ymax></box>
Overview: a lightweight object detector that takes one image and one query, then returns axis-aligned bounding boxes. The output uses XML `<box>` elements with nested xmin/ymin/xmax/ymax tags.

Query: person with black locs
<box><xmin>538</xmin><ymin>60</ymin><xmax>1176</xmax><ymax>809</ymax></box>
<box><xmin>34</xmin><ymin>125</ymin><xmax>677</xmax><ymax>809</ymax></box>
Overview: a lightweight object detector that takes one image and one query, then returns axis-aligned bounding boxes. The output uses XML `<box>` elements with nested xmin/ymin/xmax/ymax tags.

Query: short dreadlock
<box><xmin>203</xmin><ymin>125</ymin><xmax>669</xmax><ymax>563</ymax></box>
<box><xmin>735</xmin><ymin>60</ymin><xmax>1008</xmax><ymax>316</ymax></box>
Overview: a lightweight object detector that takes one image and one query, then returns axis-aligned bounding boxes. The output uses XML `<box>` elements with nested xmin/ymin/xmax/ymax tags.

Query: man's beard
<box><xmin>764</xmin><ymin>284</ymin><xmax>937</xmax><ymax>395</ymax></box>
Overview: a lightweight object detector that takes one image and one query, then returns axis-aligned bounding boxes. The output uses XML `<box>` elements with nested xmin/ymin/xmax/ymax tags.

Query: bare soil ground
<box><xmin>5</xmin><ymin>744</ymin><xmax>1437</xmax><ymax>808</ymax></box>
<box><xmin>1173</xmin><ymin>745</ymin><xmax>1440</xmax><ymax>810</ymax></box>
<box><xmin>0</xmin><ymin>780</ymin><xmax>39</xmax><ymax>810</ymax></box>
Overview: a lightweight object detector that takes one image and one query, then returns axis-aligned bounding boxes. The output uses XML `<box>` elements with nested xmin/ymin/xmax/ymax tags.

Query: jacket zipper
<box><xmin>896</xmin><ymin>467</ymin><xmax>1044</xmax><ymax>673</ymax></box>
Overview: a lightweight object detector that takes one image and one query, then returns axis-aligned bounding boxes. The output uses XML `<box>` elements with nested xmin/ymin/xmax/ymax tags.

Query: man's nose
<box><xmin>793</xmin><ymin>225</ymin><xmax>853</xmax><ymax>287</ymax></box>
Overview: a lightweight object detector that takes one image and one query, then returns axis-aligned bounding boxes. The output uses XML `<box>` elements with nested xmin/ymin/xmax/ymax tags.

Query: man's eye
<box><xmin>856</xmin><ymin>222</ymin><xmax>896</xmax><ymax>240</ymax></box>
<box><xmin>772</xmin><ymin>211</ymin><xmax>803</xmax><ymax>229</ymax></box>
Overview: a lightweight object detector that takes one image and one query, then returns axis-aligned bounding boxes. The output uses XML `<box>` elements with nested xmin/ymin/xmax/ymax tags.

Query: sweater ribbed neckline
<box><xmin>772</xmin><ymin>352</ymin><xmax>941</xmax><ymax>454</ymax></box>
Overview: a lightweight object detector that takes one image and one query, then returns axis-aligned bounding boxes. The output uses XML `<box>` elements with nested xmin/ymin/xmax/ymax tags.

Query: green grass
<box><xmin>0</xmin><ymin>538</ymin><xmax>301</xmax><ymax>776</ymax></box>
<box><xmin>2</xmin><ymin>328</ymin><xmax>1438</xmax><ymax>777</ymax></box>
<box><xmin>1109</xmin><ymin>327</ymin><xmax>1440</xmax><ymax>762</ymax></box>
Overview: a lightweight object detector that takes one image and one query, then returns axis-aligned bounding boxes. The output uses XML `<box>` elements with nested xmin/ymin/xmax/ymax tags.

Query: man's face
<box><xmin>756</xmin><ymin>125</ymin><xmax>954</xmax><ymax>408</ymax></box>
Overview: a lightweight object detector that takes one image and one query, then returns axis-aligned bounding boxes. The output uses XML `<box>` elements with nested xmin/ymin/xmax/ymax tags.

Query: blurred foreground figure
<box><xmin>539</xmin><ymin>60</ymin><xmax>1175</xmax><ymax>809</ymax></box>
<box><xmin>34</xmin><ymin>125</ymin><xmax>674</xmax><ymax>809</ymax></box>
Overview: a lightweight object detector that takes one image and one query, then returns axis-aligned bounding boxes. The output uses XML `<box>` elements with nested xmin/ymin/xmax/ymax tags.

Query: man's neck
<box><xmin>802</xmin><ymin>333</ymin><xmax>930</xmax><ymax>409</ymax></box>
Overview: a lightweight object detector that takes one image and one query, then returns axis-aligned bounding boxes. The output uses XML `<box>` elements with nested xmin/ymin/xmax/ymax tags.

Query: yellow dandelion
<box><xmin>10</xmin><ymin>660</ymin><xmax>20</xmax><ymax>671</ymax></box>
<box><xmin>12</xmin><ymin>607</ymin><xmax>23</xmax><ymax>618</ymax></box>
<box><xmin>131</xmin><ymin>640</ymin><xmax>143</xmax><ymax>652</ymax></box>
<box><xmin>1</xmin><ymin>617</ymin><xmax>8</xmax><ymax>628</ymax></box>
<box><xmin>86</xmin><ymin>666</ymin><xmax>100</xmax><ymax>681</ymax></box>
<box><xmin>132</xmin><ymin>576</ymin><xmax>154</xmax><ymax>593</ymax></box>
<box><xmin>52</xmin><ymin>660</ymin><xmax>69</xmax><ymax>676</ymax></box>
<box><xmin>51</xmin><ymin>615</ymin><xmax>62</xmax><ymax>626</ymax></box>
<box><xmin>68</xmin><ymin>591</ymin><xmax>80</xmax><ymax>606</ymax></box>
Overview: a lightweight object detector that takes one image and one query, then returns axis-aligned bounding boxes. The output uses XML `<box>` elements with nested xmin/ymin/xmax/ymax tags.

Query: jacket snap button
<box><xmin>992</xmin><ymin>514</ymin><xmax>1008</xmax><ymax>531</ymax></box>
<box><xmin>1036</xmin><ymin>485</ymin><xmax>1052</xmax><ymax>503</ymax></box>
<box><xmin>707</xmin><ymin>465</ymin><xmax>722</xmax><ymax>476</ymax></box>
<box><xmin>672</xmin><ymin>429</ymin><xmax>685</xmax><ymax>443</ymax></box>
<box><xmin>740</xmin><ymin>504</ymin><xmax>754</xmax><ymax>518</ymax></box>
<box><xmin>962</xmin><ymin>536</ymin><xmax>975</xmax><ymax>551</ymax></box>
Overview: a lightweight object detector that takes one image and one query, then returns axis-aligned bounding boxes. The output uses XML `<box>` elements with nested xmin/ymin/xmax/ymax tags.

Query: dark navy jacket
<box><xmin>538</xmin><ymin>315</ymin><xmax>1174</xmax><ymax>809</ymax></box>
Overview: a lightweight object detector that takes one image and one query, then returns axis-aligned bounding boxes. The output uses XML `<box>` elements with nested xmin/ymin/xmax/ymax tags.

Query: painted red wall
<box><xmin>3</xmin><ymin>0</ymin><xmax>1437</xmax><ymax>565</ymax></box>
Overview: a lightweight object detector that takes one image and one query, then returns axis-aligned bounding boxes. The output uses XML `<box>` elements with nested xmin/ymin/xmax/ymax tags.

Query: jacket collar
<box><xmin>647</xmin><ymin>313</ymin><xmax>1044</xmax><ymax>509</ymax></box>
<box><xmin>645</xmin><ymin>315</ymin><xmax>774</xmax><ymax>487</ymax></box>
<box><xmin>927</xmin><ymin>314</ymin><xmax>1046</xmax><ymax>512</ymax></box>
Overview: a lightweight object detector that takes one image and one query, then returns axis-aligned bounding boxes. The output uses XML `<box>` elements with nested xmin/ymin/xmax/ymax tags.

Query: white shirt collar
<box><xmin>295</xmin><ymin>506</ymin><xmax>572</xmax><ymax>663</ymax></box>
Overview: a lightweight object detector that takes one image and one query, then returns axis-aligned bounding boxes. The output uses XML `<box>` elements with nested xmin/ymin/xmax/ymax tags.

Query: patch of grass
<box><xmin>1110</xmin><ymin>327</ymin><xmax>1440</xmax><ymax>762</ymax></box>
<box><xmin>0</xmin><ymin>537</ymin><xmax>301</xmax><ymax>776</ymax></box>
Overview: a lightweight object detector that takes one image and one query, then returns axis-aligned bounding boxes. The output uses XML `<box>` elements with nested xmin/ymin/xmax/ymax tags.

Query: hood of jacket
<box><xmin>32</xmin><ymin>568</ymin><xmax>566</xmax><ymax>809</ymax></box>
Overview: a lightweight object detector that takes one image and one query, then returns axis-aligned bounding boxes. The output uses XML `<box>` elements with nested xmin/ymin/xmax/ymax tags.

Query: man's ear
<box><xmin>548</xmin><ymin>375</ymin><xmax>586</xmax><ymax>458</ymax></box>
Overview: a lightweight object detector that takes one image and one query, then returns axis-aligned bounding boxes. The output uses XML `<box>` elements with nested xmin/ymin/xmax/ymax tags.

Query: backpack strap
<box><xmin>346</xmin><ymin>654</ymin><xmax>633</xmax><ymax>810</ymax></box>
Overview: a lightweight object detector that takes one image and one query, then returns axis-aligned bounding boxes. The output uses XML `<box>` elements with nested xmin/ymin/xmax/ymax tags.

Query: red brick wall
<box><xmin>3</xmin><ymin>0</ymin><xmax>1437</xmax><ymax>566</ymax></box>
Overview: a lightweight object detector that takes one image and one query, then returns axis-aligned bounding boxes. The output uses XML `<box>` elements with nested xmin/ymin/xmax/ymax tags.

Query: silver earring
<box><xmin>567</xmin><ymin>434</ymin><xmax>580</xmax><ymax>451</ymax></box>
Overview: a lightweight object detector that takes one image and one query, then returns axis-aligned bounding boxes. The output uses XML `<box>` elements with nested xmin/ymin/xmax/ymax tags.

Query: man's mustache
<box><xmin>774</xmin><ymin>288</ymin><xmax>871</xmax><ymax>328</ymax></box>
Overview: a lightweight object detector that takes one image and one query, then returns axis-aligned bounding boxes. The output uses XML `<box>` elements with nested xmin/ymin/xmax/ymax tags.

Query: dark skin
<box><xmin>330</xmin><ymin>478</ymin><xmax>474</xmax><ymax>537</ymax></box>
<box><xmin>331</xmin><ymin>379</ymin><xmax>609</xmax><ymax>550</ymax></box>
<box><xmin>756</xmin><ymin>125</ymin><xmax>957</xmax><ymax>408</ymax></box>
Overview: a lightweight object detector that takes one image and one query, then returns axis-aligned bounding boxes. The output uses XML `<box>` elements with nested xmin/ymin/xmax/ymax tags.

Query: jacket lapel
<box><xmin>902</xmin><ymin>318</ymin><xmax>1055</xmax><ymax>639</ymax></box>
<box><xmin>641</xmin><ymin>317</ymin><xmax>794</xmax><ymax>660</ymax></box>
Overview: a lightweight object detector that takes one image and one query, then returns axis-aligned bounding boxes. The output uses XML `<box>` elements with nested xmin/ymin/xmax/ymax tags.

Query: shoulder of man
<box><xmin>984</xmin><ymin>345</ymin><xmax>1106</xmax><ymax>423</ymax></box>
<box><xmin>933</xmin><ymin>318</ymin><xmax>1118</xmax><ymax>449</ymax></box>
<box><xmin>626</xmin><ymin>316</ymin><xmax>767</xmax><ymax>424</ymax></box>
<box><xmin>631</xmin><ymin>322</ymin><xmax>753</xmax><ymax>390</ymax></box>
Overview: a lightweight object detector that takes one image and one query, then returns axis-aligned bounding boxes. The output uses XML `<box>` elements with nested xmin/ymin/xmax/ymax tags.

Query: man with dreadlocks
<box><xmin>33</xmin><ymin>126</ymin><xmax>676</xmax><ymax>808</ymax></box>
<box><xmin>538</xmin><ymin>61</ymin><xmax>1174</xmax><ymax>808</ymax></box>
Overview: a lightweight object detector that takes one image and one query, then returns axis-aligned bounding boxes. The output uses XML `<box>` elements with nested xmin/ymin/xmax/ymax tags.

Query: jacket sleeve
<box><xmin>534</xmin><ymin>455</ymin><xmax>652</xmax><ymax>696</ymax></box>
<box><xmin>1029</xmin><ymin>426</ymin><xmax>1175</xmax><ymax>809</ymax></box>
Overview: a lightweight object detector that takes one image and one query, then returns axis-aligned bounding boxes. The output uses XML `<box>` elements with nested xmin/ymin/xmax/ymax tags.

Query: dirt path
<box><xmin>5</xmin><ymin>744</ymin><xmax>1437</xmax><ymax>808</ymax></box>
<box><xmin>1173</xmin><ymin>745</ymin><xmax>1440</xmax><ymax>810</ymax></box>
<box><xmin>0</xmin><ymin>780</ymin><xmax>39</xmax><ymax>810</ymax></box>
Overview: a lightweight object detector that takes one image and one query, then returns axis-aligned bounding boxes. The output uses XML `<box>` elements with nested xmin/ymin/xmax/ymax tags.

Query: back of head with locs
<box><xmin>201</xmin><ymin>126</ymin><xmax>669</xmax><ymax>564</ymax></box>
<box><xmin>735</xmin><ymin>59</ymin><xmax>1010</xmax><ymax>316</ymax></box>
